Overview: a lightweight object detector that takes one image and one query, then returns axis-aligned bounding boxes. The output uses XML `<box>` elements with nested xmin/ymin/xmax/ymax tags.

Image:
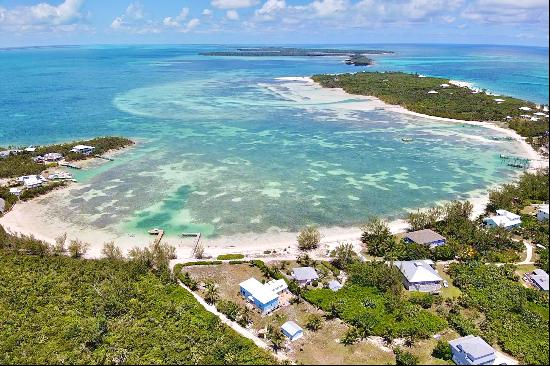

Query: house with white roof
<box><xmin>9</xmin><ymin>187</ymin><xmax>22</xmax><ymax>196</ymax></box>
<box><xmin>527</xmin><ymin>269</ymin><xmax>549</xmax><ymax>292</ymax></box>
<box><xmin>292</xmin><ymin>267</ymin><xmax>319</xmax><ymax>286</ymax></box>
<box><xmin>25</xmin><ymin>146</ymin><xmax>37</xmax><ymax>153</ymax></box>
<box><xmin>43</xmin><ymin>152</ymin><xmax>64</xmax><ymax>162</ymax></box>
<box><xmin>536</xmin><ymin>204</ymin><xmax>549</xmax><ymax>222</ymax></box>
<box><xmin>0</xmin><ymin>151</ymin><xmax>10</xmax><ymax>159</ymax></box>
<box><xmin>239</xmin><ymin>277</ymin><xmax>287</xmax><ymax>314</ymax></box>
<box><xmin>483</xmin><ymin>210</ymin><xmax>521</xmax><ymax>230</ymax></box>
<box><xmin>328</xmin><ymin>280</ymin><xmax>343</xmax><ymax>292</ymax></box>
<box><xmin>428</xmin><ymin>90</ymin><xmax>439</xmax><ymax>94</ymax></box>
<box><xmin>394</xmin><ymin>260</ymin><xmax>443</xmax><ymax>292</ymax></box>
<box><xmin>519</xmin><ymin>106</ymin><xmax>532</xmax><ymax>111</ymax></box>
<box><xmin>70</xmin><ymin>145</ymin><xmax>95</xmax><ymax>155</ymax></box>
<box><xmin>449</xmin><ymin>335</ymin><xmax>496</xmax><ymax>365</ymax></box>
<box><xmin>22</xmin><ymin>175</ymin><xmax>44</xmax><ymax>189</ymax></box>
<box><xmin>281</xmin><ymin>321</ymin><xmax>303</xmax><ymax>341</ymax></box>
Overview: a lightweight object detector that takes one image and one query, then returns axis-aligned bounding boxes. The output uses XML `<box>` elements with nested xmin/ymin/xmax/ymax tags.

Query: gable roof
<box><xmin>281</xmin><ymin>321</ymin><xmax>302</xmax><ymax>336</ymax></box>
<box><xmin>529</xmin><ymin>269</ymin><xmax>549</xmax><ymax>291</ymax></box>
<box><xmin>239</xmin><ymin>278</ymin><xmax>278</xmax><ymax>304</ymax></box>
<box><xmin>292</xmin><ymin>267</ymin><xmax>319</xmax><ymax>281</ymax></box>
<box><xmin>450</xmin><ymin>335</ymin><xmax>495</xmax><ymax>360</ymax></box>
<box><xmin>405</xmin><ymin>229</ymin><xmax>446</xmax><ymax>244</ymax></box>
<box><xmin>395</xmin><ymin>260</ymin><xmax>443</xmax><ymax>283</ymax></box>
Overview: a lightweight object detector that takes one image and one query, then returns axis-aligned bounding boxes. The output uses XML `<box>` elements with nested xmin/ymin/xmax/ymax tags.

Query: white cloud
<box><xmin>162</xmin><ymin>7</ymin><xmax>189</xmax><ymax>28</ymax></box>
<box><xmin>226</xmin><ymin>10</ymin><xmax>240</xmax><ymax>20</ymax></box>
<box><xmin>0</xmin><ymin>0</ymin><xmax>87</xmax><ymax>32</ymax></box>
<box><xmin>211</xmin><ymin>0</ymin><xmax>259</xmax><ymax>10</ymax></box>
<box><xmin>181</xmin><ymin>18</ymin><xmax>200</xmax><ymax>32</ymax></box>
<box><xmin>255</xmin><ymin>0</ymin><xmax>286</xmax><ymax>21</ymax></box>
<box><xmin>461</xmin><ymin>0</ymin><xmax>549</xmax><ymax>23</ymax></box>
<box><xmin>310</xmin><ymin>0</ymin><xmax>348</xmax><ymax>17</ymax></box>
<box><xmin>202</xmin><ymin>9</ymin><xmax>213</xmax><ymax>16</ymax></box>
<box><xmin>110</xmin><ymin>2</ymin><xmax>160</xmax><ymax>33</ymax></box>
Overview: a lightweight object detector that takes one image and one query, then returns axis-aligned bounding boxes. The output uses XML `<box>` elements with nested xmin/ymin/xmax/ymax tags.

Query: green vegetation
<box><xmin>217</xmin><ymin>253</ymin><xmax>245</xmax><ymax>260</ymax></box>
<box><xmin>0</xmin><ymin>253</ymin><xmax>274</xmax><ymax>365</ymax></box>
<box><xmin>304</xmin><ymin>262</ymin><xmax>447</xmax><ymax>340</ymax></box>
<box><xmin>394</xmin><ymin>347</ymin><xmax>419</xmax><ymax>365</ymax></box>
<box><xmin>181</xmin><ymin>260</ymin><xmax>223</xmax><ymax>266</ymax></box>
<box><xmin>431</xmin><ymin>340</ymin><xmax>452</xmax><ymax>361</ymax></box>
<box><xmin>19</xmin><ymin>181</ymin><xmax>66</xmax><ymax>201</ymax></box>
<box><xmin>0</xmin><ymin>136</ymin><xmax>133</xmax><ymax>179</ymax></box>
<box><xmin>0</xmin><ymin>187</ymin><xmax>18</xmax><ymax>213</ymax></box>
<box><xmin>487</xmin><ymin>169</ymin><xmax>549</xmax><ymax>212</ymax></box>
<box><xmin>449</xmin><ymin>262</ymin><xmax>549</xmax><ymax>364</ymax></box>
<box><xmin>312</xmin><ymin>72</ymin><xmax>543</xmax><ymax>122</ymax></box>
<box><xmin>297</xmin><ymin>225</ymin><xmax>321</xmax><ymax>250</ymax></box>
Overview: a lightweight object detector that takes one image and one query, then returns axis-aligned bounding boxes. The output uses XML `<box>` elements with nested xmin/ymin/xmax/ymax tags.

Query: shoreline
<box><xmin>1</xmin><ymin>78</ymin><xmax>547</xmax><ymax>260</ymax></box>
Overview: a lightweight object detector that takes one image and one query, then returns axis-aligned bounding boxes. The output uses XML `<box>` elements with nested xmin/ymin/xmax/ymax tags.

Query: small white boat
<box><xmin>148</xmin><ymin>228</ymin><xmax>162</xmax><ymax>235</ymax></box>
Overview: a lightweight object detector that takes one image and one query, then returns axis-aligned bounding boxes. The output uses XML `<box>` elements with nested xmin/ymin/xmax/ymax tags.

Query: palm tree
<box><xmin>204</xmin><ymin>282</ymin><xmax>219</xmax><ymax>305</ymax></box>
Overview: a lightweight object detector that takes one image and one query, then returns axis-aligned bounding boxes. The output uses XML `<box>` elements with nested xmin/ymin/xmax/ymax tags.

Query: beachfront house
<box><xmin>394</xmin><ymin>260</ymin><xmax>443</xmax><ymax>292</ymax></box>
<box><xmin>449</xmin><ymin>335</ymin><xmax>496</xmax><ymax>365</ymax></box>
<box><xmin>9</xmin><ymin>187</ymin><xmax>22</xmax><ymax>196</ymax></box>
<box><xmin>328</xmin><ymin>280</ymin><xmax>343</xmax><ymax>292</ymax></box>
<box><xmin>527</xmin><ymin>269</ymin><xmax>549</xmax><ymax>292</ymax></box>
<box><xmin>281</xmin><ymin>321</ymin><xmax>303</xmax><ymax>341</ymax></box>
<box><xmin>25</xmin><ymin>146</ymin><xmax>37</xmax><ymax>153</ymax></box>
<box><xmin>22</xmin><ymin>175</ymin><xmax>44</xmax><ymax>189</ymax></box>
<box><xmin>239</xmin><ymin>278</ymin><xmax>287</xmax><ymax>314</ymax></box>
<box><xmin>70</xmin><ymin>145</ymin><xmax>95</xmax><ymax>155</ymax></box>
<box><xmin>292</xmin><ymin>267</ymin><xmax>319</xmax><ymax>286</ymax></box>
<box><xmin>536</xmin><ymin>204</ymin><xmax>549</xmax><ymax>222</ymax></box>
<box><xmin>483</xmin><ymin>210</ymin><xmax>521</xmax><ymax>230</ymax></box>
<box><xmin>43</xmin><ymin>152</ymin><xmax>64</xmax><ymax>162</ymax></box>
<box><xmin>404</xmin><ymin>229</ymin><xmax>447</xmax><ymax>249</ymax></box>
<box><xmin>0</xmin><ymin>151</ymin><xmax>10</xmax><ymax>159</ymax></box>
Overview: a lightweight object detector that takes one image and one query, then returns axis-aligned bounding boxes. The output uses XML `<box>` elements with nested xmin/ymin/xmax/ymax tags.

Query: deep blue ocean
<box><xmin>0</xmin><ymin>44</ymin><xmax>548</xmax><ymax>237</ymax></box>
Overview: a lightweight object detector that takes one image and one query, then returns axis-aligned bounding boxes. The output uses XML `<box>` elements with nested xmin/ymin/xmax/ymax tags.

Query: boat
<box><xmin>401</xmin><ymin>137</ymin><xmax>414</xmax><ymax>142</ymax></box>
<box><xmin>148</xmin><ymin>228</ymin><xmax>162</xmax><ymax>235</ymax></box>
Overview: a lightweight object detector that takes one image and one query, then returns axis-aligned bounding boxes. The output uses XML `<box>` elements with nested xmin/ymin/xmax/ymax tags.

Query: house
<box><xmin>0</xmin><ymin>151</ymin><xmax>10</xmax><ymax>159</ymax></box>
<box><xmin>23</xmin><ymin>175</ymin><xmax>44</xmax><ymax>189</ymax></box>
<box><xmin>33</xmin><ymin>156</ymin><xmax>45</xmax><ymax>163</ymax></box>
<box><xmin>394</xmin><ymin>260</ymin><xmax>443</xmax><ymax>292</ymax></box>
<box><xmin>449</xmin><ymin>335</ymin><xmax>496</xmax><ymax>365</ymax></box>
<box><xmin>43</xmin><ymin>152</ymin><xmax>63</xmax><ymax>162</ymax></box>
<box><xmin>483</xmin><ymin>210</ymin><xmax>521</xmax><ymax>229</ymax></box>
<box><xmin>328</xmin><ymin>280</ymin><xmax>343</xmax><ymax>292</ymax></box>
<box><xmin>239</xmin><ymin>278</ymin><xmax>283</xmax><ymax>314</ymax></box>
<box><xmin>428</xmin><ymin>90</ymin><xmax>439</xmax><ymax>94</ymax></box>
<box><xmin>536</xmin><ymin>204</ymin><xmax>549</xmax><ymax>221</ymax></box>
<box><xmin>440</xmin><ymin>83</ymin><xmax>451</xmax><ymax>88</ymax></box>
<box><xmin>527</xmin><ymin>269</ymin><xmax>549</xmax><ymax>292</ymax></box>
<box><xmin>25</xmin><ymin>146</ymin><xmax>37</xmax><ymax>153</ymax></box>
<box><xmin>70</xmin><ymin>145</ymin><xmax>95</xmax><ymax>155</ymax></box>
<box><xmin>404</xmin><ymin>229</ymin><xmax>447</xmax><ymax>248</ymax></box>
<box><xmin>292</xmin><ymin>267</ymin><xmax>319</xmax><ymax>286</ymax></box>
<box><xmin>519</xmin><ymin>106</ymin><xmax>532</xmax><ymax>111</ymax></box>
<box><xmin>9</xmin><ymin>187</ymin><xmax>22</xmax><ymax>196</ymax></box>
<box><xmin>281</xmin><ymin>321</ymin><xmax>303</xmax><ymax>341</ymax></box>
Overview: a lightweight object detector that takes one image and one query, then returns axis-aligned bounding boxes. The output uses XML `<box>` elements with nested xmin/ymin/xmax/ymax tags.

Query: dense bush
<box><xmin>217</xmin><ymin>253</ymin><xmax>245</xmax><ymax>260</ymax></box>
<box><xmin>449</xmin><ymin>262</ymin><xmax>549</xmax><ymax>364</ymax></box>
<box><xmin>431</xmin><ymin>340</ymin><xmax>452</xmax><ymax>361</ymax></box>
<box><xmin>0</xmin><ymin>252</ymin><xmax>274</xmax><ymax>364</ymax></box>
<box><xmin>297</xmin><ymin>225</ymin><xmax>321</xmax><ymax>250</ymax></box>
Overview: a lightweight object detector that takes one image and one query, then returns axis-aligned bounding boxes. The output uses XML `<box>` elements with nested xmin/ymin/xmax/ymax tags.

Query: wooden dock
<box><xmin>154</xmin><ymin>230</ymin><xmax>165</xmax><ymax>245</ymax></box>
<box><xmin>94</xmin><ymin>155</ymin><xmax>114</xmax><ymax>161</ymax></box>
<box><xmin>59</xmin><ymin>162</ymin><xmax>82</xmax><ymax>170</ymax></box>
<box><xmin>181</xmin><ymin>232</ymin><xmax>202</xmax><ymax>250</ymax></box>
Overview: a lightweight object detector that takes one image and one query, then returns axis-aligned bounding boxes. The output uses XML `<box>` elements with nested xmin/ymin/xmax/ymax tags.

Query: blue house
<box><xmin>239</xmin><ymin>278</ymin><xmax>279</xmax><ymax>314</ymax></box>
<box><xmin>281</xmin><ymin>321</ymin><xmax>303</xmax><ymax>341</ymax></box>
<box><xmin>404</xmin><ymin>229</ymin><xmax>446</xmax><ymax>248</ymax></box>
<box><xmin>449</xmin><ymin>335</ymin><xmax>496</xmax><ymax>365</ymax></box>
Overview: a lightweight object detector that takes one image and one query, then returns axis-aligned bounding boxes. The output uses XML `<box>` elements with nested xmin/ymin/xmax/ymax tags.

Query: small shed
<box><xmin>292</xmin><ymin>267</ymin><xmax>319</xmax><ymax>286</ymax></box>
<box><xmin>404</xmin><ymin>229</ymin><xmax>446</xmax><ymax>248</ymax></box>
<box><xmin>281</xmin><ymin>321</ymin><xmax>303</xmax><ymax>341</ymax></box>
<box><xmin>328</xmin><ymin>280</ymin><xmax>343</xmax><ymax>292</ymax></box>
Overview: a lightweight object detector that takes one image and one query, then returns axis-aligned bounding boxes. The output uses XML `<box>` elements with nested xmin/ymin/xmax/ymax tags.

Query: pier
<box><xmin>59</xmin><ymin>162</ymin><xmax>82</xmax><ymax>170</ymax></box>
<box><xmin>94</xmin><ymin>155</ymin><xmax>114</xmax><ymax>161</ymax></box>
<box><xmin>181</xmin><ymin>232</ymin><xmax>202</xmax><ymax>250</ymax></box>
<box><xmin>154</xmin><ymin>230</ymin><xmax>165</xmax><ymax>245</ymax></box>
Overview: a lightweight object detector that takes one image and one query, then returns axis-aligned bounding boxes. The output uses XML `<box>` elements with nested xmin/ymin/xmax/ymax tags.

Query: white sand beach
<box><xmin>1</xmin><ymin>77</ymin><xmax>546</xmax><ymax>260</ymax></box>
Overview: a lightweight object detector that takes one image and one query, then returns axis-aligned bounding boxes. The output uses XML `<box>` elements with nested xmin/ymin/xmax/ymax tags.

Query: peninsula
<box><xmin>200</xmin><ymin>47</ymin><xmax>394</xmax><ymax>66</ymax></box>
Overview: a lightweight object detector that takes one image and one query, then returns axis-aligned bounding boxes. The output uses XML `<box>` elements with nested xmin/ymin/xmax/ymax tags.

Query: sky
<box><xmin>0</xmin><ymin>0</ymin><xmax>549</xmax><ymax>47</ymax></box>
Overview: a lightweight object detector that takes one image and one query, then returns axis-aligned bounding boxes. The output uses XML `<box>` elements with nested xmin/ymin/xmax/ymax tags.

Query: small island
<box><xmin>312</xmin><ymin>72</ymin><xmax>549</xmax><ymax>147</ymax></box>
<box><xmin>200</xmin><ymin>47</ymin><xmax>394</xmax><ymax>66</ymax></box>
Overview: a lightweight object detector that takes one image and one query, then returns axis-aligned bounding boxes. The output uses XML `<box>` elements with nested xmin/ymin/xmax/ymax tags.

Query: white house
<box><xmin>239</xmin><ymin>278</ymin><xmax>288</xmax><ymax>314</ymax></box>
<box><xmin>449</xmin><ymin>335</ymin><xmax>496</xmax><ymax>365</ymax></box>
<box><xmin>428</xmin><ymin>90</ymin><xmax>439</xmax><ymax>94</ymax></box>
<box><xmin>43</xmin><ymin>152</ymin><xmax>64</xmax><ymax>162</ymax></box>
<box><xmin>394</xmin><ymin>260</ymin><xmax>443</xmax><ymax>292</ymax></box>
<box><xmin>70</xmin><ymin>145</ymin><xmax>95</xmax><ymax>155</ymax></box>
<box><xmin>527</xmin><ymin>269</ymin><xmax>549</xmax><ymax>292</ymax></box>
<box><xmin>281</xmin><ymin>321</ymin><xmax>303</xmax><ymax>341</ymax></box>
<box><xmin>328</xmin><ymin>280</ymin><xmax>343</xmax><ymax>292</ymax></box>
<box><xmin>483</xmin><ymin>210</ymin><xmax>521</xmax><ymax>230</ymax></box>
<box><xmin>519</xmin><ymin>106</ymin><xmax>532</xmax><ymax>111</ymax></box>
<box><xmin>536</xmin><ymin>204</ymin><xmax>549</xmax><ymax>222</ymax></box>
<box><xmin>22</xmin><ymin>175</ymin><xmax>44</xmax><ymax>189</ymax></box>
<box><xmin>9</xmin><ymin>187</ymin><xmax>22</xmax><ymax>196</ymax></box>
<box><xmin>25</xmin><ymin>146</ymin><xmax>37</xmax><ymax>153</ymax></box>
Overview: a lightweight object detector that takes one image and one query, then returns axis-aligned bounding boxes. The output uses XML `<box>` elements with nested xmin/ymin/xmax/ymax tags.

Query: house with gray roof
<box><xmin>404</xmin><ymin>229</ymin><xmax>446</xmax><ymax>248</ymax></box>
<box><xmin>281</xmin><ymin>321</ymin><xmax>303</xmax><ymax>341</ymax></box>
<box><xmin>527</xmin><ymin>269</ymin><xmax>549</xmax><ymax>292</ymax></box>
<box><xmin>394</xmin><ymin>260</ymin><xmax>443</xmax><ymax>292</ymax></box>
<box><xmin>292</xmin><ymin>267</ymin><xmax>319</xmax><ymax>286</ymax></box>
<box><xmin>449</xmin><ymin>335</ymin><xmax>496</xmax><ymax>365</ymax></box>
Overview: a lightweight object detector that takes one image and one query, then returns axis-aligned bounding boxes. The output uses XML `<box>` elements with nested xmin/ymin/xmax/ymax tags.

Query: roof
<box><xmin>281</xmin><ymin>321</ymin><xmax>303</xmax><ymax>336</ymax></box>
<box><xmin>328</xmin><ymin>280</ymin><xmax>343</xmax><ymax>291</ymax></box>
<box><xmin>239</xmin><ymin>278</ymin><xmax>278</xmax><ymax>304</ymax></box>
<box><xmin>0</xmin><ymin>198</ymin><xmax>5</xmax><ymax>212</ymax></box>
<box><xmin>405</xmin><ymin>229</ymin><xmax>446</xmax><ymax>245</ymax></box>
<box><xmin>265</xmin><ymin>279</ymin><xmax>288</xmax><ymax>293</ymax></box>
<box><xmin>449</xmin><ymin>335</ymin><xmax>495</xmax><ymax>360</ymax></box>
<box><xmin>292</xmin><ymin>267</ymin><xmax>319</xmax><ymax>282</ymax></box>
<box><xmin>23</xmin><ymin>175</ymin><xmax>43</xmax><ymax>187</ymax></box>
<box><xmin>537</xmin><ymin>204</ymin><xmax>549</xmax><ymax>214</ymax></box>
<box><xmin>44</xmin><ymin>152</ymin><xmax>63</xmax><ymax>159</ymax></box>
<box><xmin>529</xmin><ymin>269</ymin><xmax>549</xmax><ymax>291</ymax></box>
<box><xmin>72</xmin><ymin>145</ymin><xmax>95</xmax><ymax>150</ymax></box>
<box><xmin>495</xmin><ymin>209</ymin><xmax>521</xmax><ymax>221</ymax></box>
<box><xmin>395</xmin><ymin>260</ymin><xmax>443</xmax><ymax>283</ymax></box>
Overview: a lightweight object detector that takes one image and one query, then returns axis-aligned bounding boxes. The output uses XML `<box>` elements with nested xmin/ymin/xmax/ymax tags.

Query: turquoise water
<box><xmin>0</xmin><ymin>44</ymin><xmax>548</xmax><ymax>237</ymax></box>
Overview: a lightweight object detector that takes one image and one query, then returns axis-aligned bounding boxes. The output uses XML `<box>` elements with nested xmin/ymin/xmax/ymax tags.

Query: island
<box><xmin>199</xmin><ymin>47</ymin><xmax>394</xmax><ymax>66</ymax></box>
<box><xmin>312</xmin><ymin>72</ymin><xmax>549</xmax><ymax>147</ymax></box>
